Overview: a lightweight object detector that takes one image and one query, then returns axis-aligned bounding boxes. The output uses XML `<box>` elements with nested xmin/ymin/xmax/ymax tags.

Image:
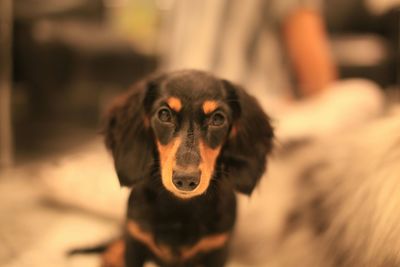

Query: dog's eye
<box><xmin>210</xmin><ymin>112</ymin><xmax>226</xmax><ymax>127</ymax></box>
<box><xmin>158</xmin><ymin>108</ymin><xmax>172</xmax><ymax>123</ymax></box>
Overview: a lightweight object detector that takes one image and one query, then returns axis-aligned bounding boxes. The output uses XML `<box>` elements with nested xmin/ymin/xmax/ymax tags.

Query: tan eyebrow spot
<box><xmin>202</xmin><ymin>100</ymin><xmax>218</xmax><ymax>114</ymax></box>
<box><xmin>167</xmin><ymin>97</ymin><xmax>182</xmax><ymax>112</ymax></box>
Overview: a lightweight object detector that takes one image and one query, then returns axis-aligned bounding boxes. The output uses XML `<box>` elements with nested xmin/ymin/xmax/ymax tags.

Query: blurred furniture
<box><xmin>13</xmin><ymin>0</ymin><xmax>158</xmax><ymax>116</ymax></box>
<box><xmin>9</xmin><ymin>0</ymin><xmax>158</xmax><ymax>164</ymax></box>
<box><xmin>0</xmin><ymin>0</ymin><xmax>13</xmax><ymax>167</ymax></box>
<box><xmin>325</xmin><ymin>0</ymin><xmax>399</xmax><ymax>88</ymax></box>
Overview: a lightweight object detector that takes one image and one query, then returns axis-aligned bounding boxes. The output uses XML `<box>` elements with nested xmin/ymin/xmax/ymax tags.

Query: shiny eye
<box><xmin>210</xmin><ymin>112</ymin><xmax>226</xmax><ymax>127</ymax></box>
<box><xmin>158</xmin><ymin>108</ymin><xmax>172</xmax><ymax>123</ymax></box>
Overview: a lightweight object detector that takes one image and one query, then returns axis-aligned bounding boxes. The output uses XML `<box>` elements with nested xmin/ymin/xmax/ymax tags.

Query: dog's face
<box><xmin>149</xmin><ymin>74</ymin><xmax>236</xmax><ymax>198</ymax></box>
<box><xmin>105</xmin><ymin>70</ymin><xmax>273</xmax><ymax>199</ymax></box>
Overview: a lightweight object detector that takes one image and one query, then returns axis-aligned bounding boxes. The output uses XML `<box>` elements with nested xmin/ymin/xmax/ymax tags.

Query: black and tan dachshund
<box><xmin>102</xmin><ymin>70</ymin><xmax>274</xmax><ymax>267</ymax></box>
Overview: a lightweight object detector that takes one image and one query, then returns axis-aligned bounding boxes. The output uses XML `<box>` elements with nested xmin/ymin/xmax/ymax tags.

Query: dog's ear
<box><xmin>103</xmin><ymin>78</ymin><xmax>159</xmax><ymax>186</ymax></box>
<box><xmin>221</xmin><ymin>80</ymin><xmax>274</xmax><ymax>195</ymax></box>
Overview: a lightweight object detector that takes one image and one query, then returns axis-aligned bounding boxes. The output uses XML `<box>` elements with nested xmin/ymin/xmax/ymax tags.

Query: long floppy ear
<box><xmin>221</xmin><ymin>80</ymin><xmax>274</xmax><ymax>195</ymax></box>
<box><xmin>103</xmin><ymin>78</ymin><xmax>159</xmax><ymax>186</ymax></box>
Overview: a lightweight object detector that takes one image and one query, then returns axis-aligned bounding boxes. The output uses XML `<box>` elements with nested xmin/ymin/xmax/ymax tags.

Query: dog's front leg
<box><xmin>124</xmin><ymin>236</ymin><xmax>147</xmax><ymax>267</ymax></box>
<box><xmin>198</xmin><ymin>246</ymin><xmax>229</xmax><ymax>267</ymax></box>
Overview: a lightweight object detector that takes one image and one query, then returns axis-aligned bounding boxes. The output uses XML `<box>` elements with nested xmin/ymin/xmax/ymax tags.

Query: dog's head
<box><xmin>104</xmin><ymin>70</ymin><xmax>274</xmax><ymax>199</ymax></box>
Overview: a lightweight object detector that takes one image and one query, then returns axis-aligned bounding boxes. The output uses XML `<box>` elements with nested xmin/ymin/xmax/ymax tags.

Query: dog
<box><xmin>102</xmin><ymin>70</ymin><xmax>274</xmax><ymax>267</ymax></box>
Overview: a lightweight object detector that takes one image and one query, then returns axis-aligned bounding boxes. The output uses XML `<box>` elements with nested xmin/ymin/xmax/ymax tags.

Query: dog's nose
<box><xmin>172</xmin><ymin>172</ymin><xmax>200</xmax><ymax>191</ymax></box>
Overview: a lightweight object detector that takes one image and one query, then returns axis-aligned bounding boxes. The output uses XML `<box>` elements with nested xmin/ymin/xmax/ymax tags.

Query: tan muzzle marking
<box><xmin>157</xmin><ymin>138</ymin><xmax>221</xmax><ymax>199</ymax></box>
<box><xmin>157</xmin><ymin>138</ymin><xmax>182</xmax><ymax>197</ymax></box>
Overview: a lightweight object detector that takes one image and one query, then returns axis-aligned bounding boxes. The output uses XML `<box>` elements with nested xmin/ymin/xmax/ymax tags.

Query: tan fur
<box><xmin>127</xmin><ymin>220</ymin><xmax>229</xmax><ymax>263</ymax></box>
<box><xmin>167</xmin><ymin>97</ymin><xmax>182</xmax><ymax>112</ymax></box>
<box><xmin>197</xmin><ymin>141</ymin><xmax>221</xmax><ymax>196</ymax></box>
<box><xmin>157</xmin><ymin>138</ymin><xmax>182</xmax><ymax>198</ymax></box>
<box><xmin>101</xmin><ymin>239</ymin><xmax>125</xmax><ymax>267</ymax></box>
<box><xmin>202</xmin><ymin>100</ymin><xmax>219</xmax><ymax>114</ymax></box>
<box><xmin>157</xmin><ymin>139</ymin><xmax>221</xmax><ymax>199</ymax></box>
<box><xmin>181</xmin><ymin>233</ymin><xmax>229</xmax><ymax>260</ymax></box>
<box><xmin>127</xmin><ymin>220</ymin><xmax>174</xmax><ymax>262</ymax></box>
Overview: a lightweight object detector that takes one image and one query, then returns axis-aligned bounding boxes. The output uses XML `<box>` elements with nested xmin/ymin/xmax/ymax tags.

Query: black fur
<box><xmin>103</xmin><ymin>70</ymin><xmax>274</xmax><ymax>266</ymax></box>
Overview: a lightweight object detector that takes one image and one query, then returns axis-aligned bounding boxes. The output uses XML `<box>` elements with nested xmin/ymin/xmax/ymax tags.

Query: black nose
<box><xmin>172</xmin><ymin>172</ymin><xmax>200</xmax><ymax>191</ymax></box>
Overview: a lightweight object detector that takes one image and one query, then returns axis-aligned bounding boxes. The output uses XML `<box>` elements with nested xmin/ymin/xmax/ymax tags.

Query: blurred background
<box><xmin>0</xmin><ymin>0</ymin><xmax>399</xmax><ymax>166</ymax></box>
<box><xmin>0</xmin><ymin>0</ymin><xmax>399</xmax><ymax>266</ymax></box>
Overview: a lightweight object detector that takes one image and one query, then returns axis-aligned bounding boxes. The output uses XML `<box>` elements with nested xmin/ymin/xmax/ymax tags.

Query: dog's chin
<box><xmin>166</xmin><ymin>187</ymin><xmax>207</xmax><ymax>200</ymax></box>
<box><xmin>171</xmin><ymin>190</ymin><xmax>204</xmax><ymax>200</ymax></box>
<box><xmin>161</xmin><ymin>182</ymin><xmax>209</xmax><ymax>200</ymax></box>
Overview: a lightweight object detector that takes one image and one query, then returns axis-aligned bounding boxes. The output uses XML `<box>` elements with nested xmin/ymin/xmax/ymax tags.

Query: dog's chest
<box><xmin>127</xmin><ymin>186</ymin><xmax>236</xmax><ymax>245</ymax></box>
<box><xmin>151</xmin><ymin>208</ymin><xmax>211</xmax><ymax>247</ymax></box>
<box><xmin>126</xmin><ymin>188</ymin><xmax>235</xmax><ymax>264</ymax></box>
